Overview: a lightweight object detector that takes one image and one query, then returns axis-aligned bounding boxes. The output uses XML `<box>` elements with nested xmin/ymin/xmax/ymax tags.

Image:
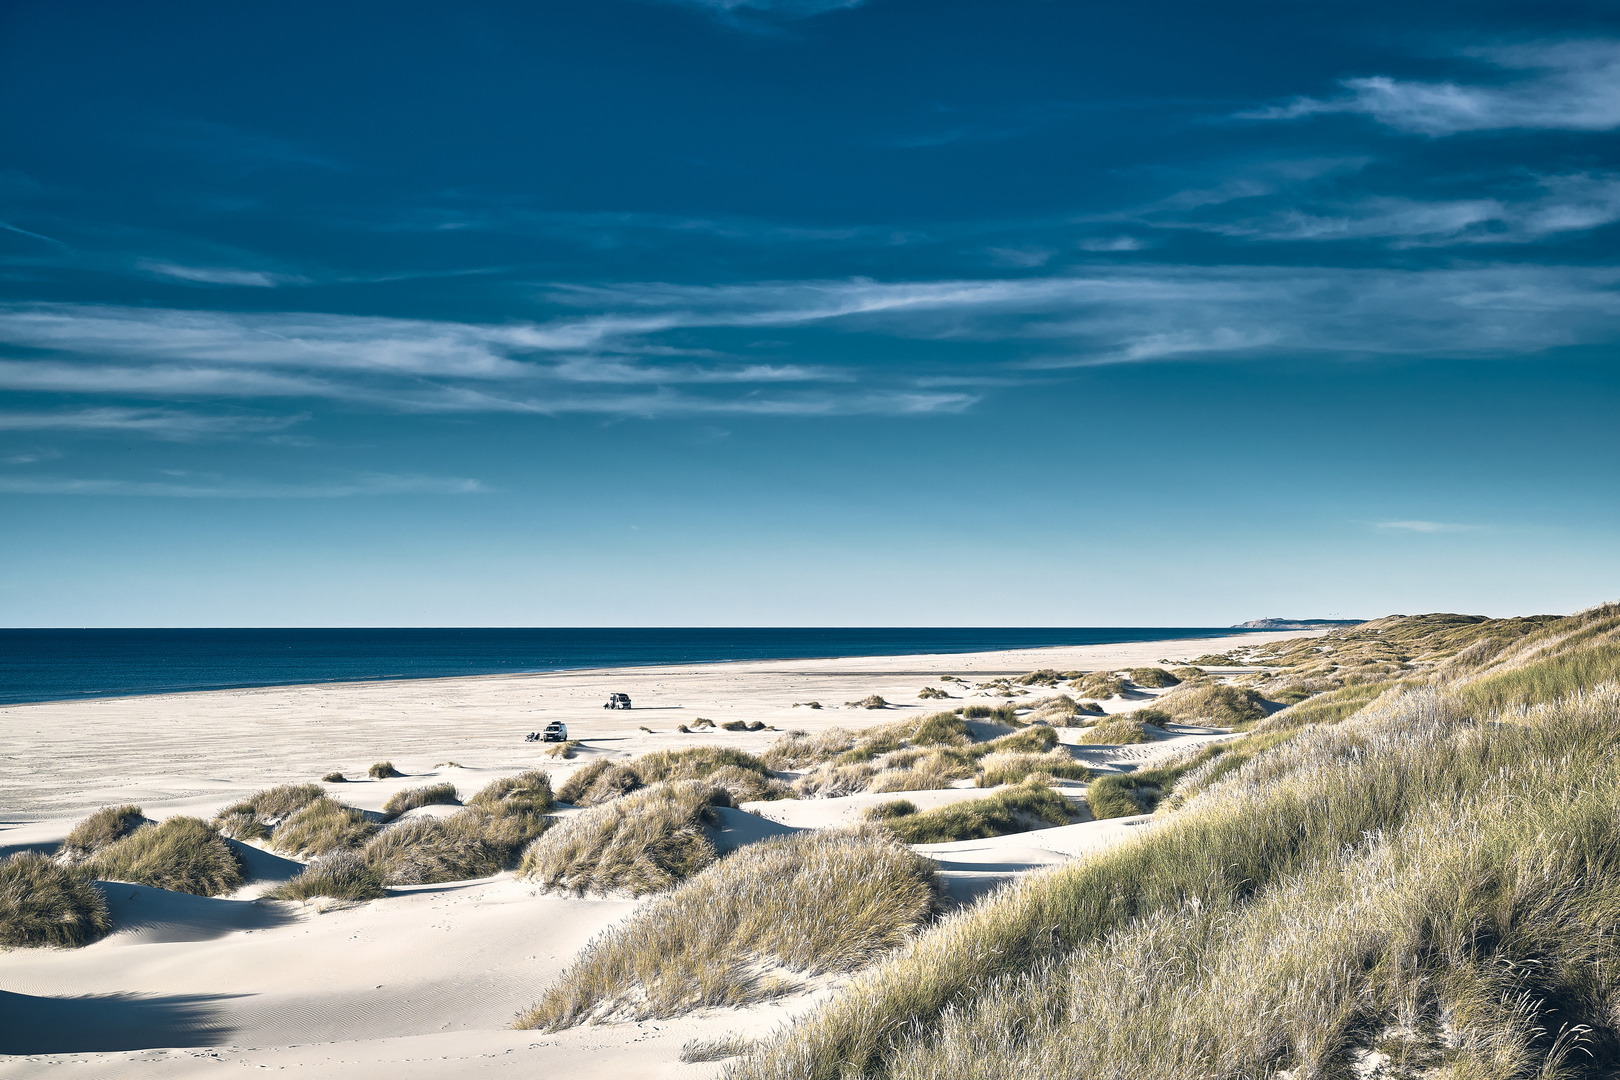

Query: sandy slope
<box><xmin>0</xmin><ymin>631</ymin><xmax>1303</xmax><ymax>1078</ymax></box>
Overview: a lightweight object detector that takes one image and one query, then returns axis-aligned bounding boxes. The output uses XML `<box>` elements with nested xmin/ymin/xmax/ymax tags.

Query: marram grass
<box><xmin>59</xmin><ymin>804</ymin><xmax>145</xmax><ymax>861</ymax></box>
<box><xmin>866</xmin><ymin>781</ymin><xmax>1073</xmax><ymax>843</ymax></box>
<box><xmin>1</xmin><ymin>851</ymin><xmax>111</xmax><ymax>948</ymax></box>
<box><xmin>557</xmin><ymin>747</ymin><xmax>788</xmax><ymax>806</ymax></box>
<box><xmin>381</xmin><ymin>782</ymin><xmax>459</xmax><ymax>818</ymax></box>
<box><xmin>725</xmin><ymin>682</ymin><xmax>1620</xmax><ymax>1080</ymax></box>
<box><xmin>82</xmin><ymin>815</ymin><xmax>242</xmax><ymax>897</ymax></box>
<box><xmin>519</xmin><ymin>779</ymin><xmax>730</xmax><ymax>896</ymax></box>
<box><xmin>516</xmin><ymin>827</ymin><xmax>939</xmax><ymax>1029</ymax></box>
<box><xmin>266</xmin><ymin>850</ymin><xmax>387</xmax><ymax>902</ymax></box>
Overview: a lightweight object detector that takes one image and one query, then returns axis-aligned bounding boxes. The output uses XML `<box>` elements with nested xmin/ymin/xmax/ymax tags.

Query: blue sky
<box><xmin>2</xmin><ymin>0</ymin><xmax>1618</xmax><ymax>626</ymax></box>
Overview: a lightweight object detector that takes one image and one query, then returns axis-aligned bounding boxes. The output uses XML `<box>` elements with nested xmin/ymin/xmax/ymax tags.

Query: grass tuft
<box><xmin>83</xmin><ymin>816</ymin><xmax>242</xmax><ymax>896</ymax></box>
<box><xmin>918</xmin><ymin>687</ymin><xmax>949</xmax><ymax>699</ymax></box>
<box><xmin>363</xmin><ymin>815</ymin><xmax>507</xmax><ymax>885</ymax></box>
<box><xmin>518</xmin><ymin>780</ymin><xmax>732</xmax><ymax>896</ymax></box>
<box><xmin>514</xmin><ymin>827</ymin><xmax>939</xmax><ymax>1028</ymax></box>
<box><xmin>1156</xmin><ymin>682</ymin><xmax>1273</xmax><ymax>726</ymax></box>
<box><xmin>381</xmin><ymin>782</ymin><xmax>460</xmax><ymax>818</ymax></box>
<box><xmin>213</xmin><ymin>783</ymin><xmax>324</xmax><ymax>840</ymax></box>
<box><xmin>322</xmin><ymin>772</ymin><xmax>347</xmax><ymax>783</ymax></box>
<box><xmin>1125</xmin><ymin>667</ymin><xmax>1180</xmax><ymax>688</ymax></box>
<box><xmin>557</xmin><ymin>747</ymin><xmax>788</xmax><ymax>806</ymax></box>
<box><xmin>265</xmin><ymin>850</ymin><xmax>387</xmax><ymax>902</ymax></box>
<box><xmin>1067</xmin><ymin>673</ymin><xmax>1127</xmax><ymax>699</ymax></box>
<box><xmin>270</xmin><ymin>797</ymin><xmax>378</xmax><ymax>859</ymax></box>
<box><xmin>682</xmin><ymin>1036</ymin><xmax>759</xmax><ymax>1063</ymax></box>
<box><xmin>544</xmin><ymin>739</ymin><xmax>580</xmax><ymax>758</ymax></box>
<box><xmin>1073</xmin><ymin>718</ymin><xmax>1151</xmax><ymax>744</ymax></box>
<box><xmin>368</xmin><ymin>761</ymin><xmax>403</xmax><ymax>779</ymax></box>
<box><xmin>467</xmin><ymin>770</ymin><xmax>553</xmax><ymax>814</ymax></box>
<box><xmin>1</xmin><ymin>851</ymin><xmax>112</xmax><ymax>948</ymax></box>
<box><xmin>867</xmin><ymin>781</ymin><xmax>1074</xmax><ymax>843</ymax></box>
<box><xmin>977</xmin><ymin>750</ymin><xmax>1091</xmax><ymax>787</ymax></box>
<box><xmin>59</xmin><ymin>804</ymin><xmax>145</xmax><ymax>861</ymax></box>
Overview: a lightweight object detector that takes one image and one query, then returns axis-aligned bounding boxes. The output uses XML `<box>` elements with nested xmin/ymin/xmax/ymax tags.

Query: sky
<box><xmin>1</xmin><ymin>0</ymin><xmax>1618</xmax><ymax>627</ymax></box>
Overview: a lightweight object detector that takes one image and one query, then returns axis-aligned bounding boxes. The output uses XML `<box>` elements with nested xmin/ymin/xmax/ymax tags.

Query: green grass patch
<box><xmin>867</xmin><ymin>748</ymin><xmax>978</xmax><ymax>793</ymax></box>
<box><xmin>956</xmin><ymin>703</ymin><xmax>1021</xmax><ymax>724</ymax></box>
<box><xmin>765</xmin><ymin>713</ymin><xmax>969</xmax><ymax>773</ymax></box>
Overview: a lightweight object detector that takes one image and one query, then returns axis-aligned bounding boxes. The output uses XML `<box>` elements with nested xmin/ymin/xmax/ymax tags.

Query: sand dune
<box><xmin>0</xmin><ymin>631</ymin><xmax>1302</xmax><ymax>1077</ymax></box>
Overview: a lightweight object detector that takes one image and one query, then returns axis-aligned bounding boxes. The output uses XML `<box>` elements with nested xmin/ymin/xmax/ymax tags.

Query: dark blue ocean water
<box><xmin>0</xmin><ymin>627</ymin><xmax>1240</xmax><ymax>706</ymax></box>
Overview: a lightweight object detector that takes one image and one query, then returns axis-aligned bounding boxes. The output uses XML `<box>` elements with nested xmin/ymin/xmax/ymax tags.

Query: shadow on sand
<box><xmin>0</xmin><ymin>989</ymin><xmax>243</xmax><ymax>1053</ymax></box>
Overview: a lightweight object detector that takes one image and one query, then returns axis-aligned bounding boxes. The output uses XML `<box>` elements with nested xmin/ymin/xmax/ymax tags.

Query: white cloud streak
<box><xmin>1246</xmin><ymin>40</ymin><xmax>1620</xmax><ymax>135</ymax></box>
<box><xmin>0</xmin><ymin>407</ymin><xmax>303</xmax><ymax>439</ymax></box>
<box><xmin>137</xmin><ymin>260</ymin><xmax>307</xmax><ymax>288</ymax></box>
<box><xmin>652</xmin><ymin>0</ymin><xmax>863</xmax><ymax>22</ymax></box>
<box><xmin>1167</xmin><ymin>174</ymin><xmax>1620</xmax><ymax>247</ymax></box>
<box><xmin>1</xmin><ymin>263</ymin><xmax>1617</xmax><ymax>419</ymax></box>
<box><xmin>0</xmin><ymin>472</ymin><xmax>484</xmax><ymax>498</ymax></box>
<box><xmin>1375</xmin><ymin>520</ymin><xmax>1483</xmax><ymax>533</ymax></box>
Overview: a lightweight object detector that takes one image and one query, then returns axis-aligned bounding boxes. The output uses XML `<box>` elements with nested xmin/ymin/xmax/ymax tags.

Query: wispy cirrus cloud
<box><xmin>1162</xmin><ymin>174</ymin><xmax>1620</xmax><ymax>247</ymax></box>
<box><xmin>2</xmin><ymin>263</ymin><xmax>1618</xmax><ymax>420</ymax></box>
<box><xmin>136</xmin><ymin>260</ymin><xmax>309</xmax><ymax>288</ymax></box>
<box><xmin>1244</xmin><ymin>40</ymin><xmax>1620</xmax><ymax>135</ymax></box>
<box><xmin>1375</xmin><ymin>520</ymin><xmax>1485</xmax><ymax>533</ymax></box>
<box><xmin>0</xmin><ymin>301</ymin><xmax>975</xmax><ymax>417</ymax></box>
<box><xmin>649</xmin><ymin>0</ymin><xmax>864</xmax><ymax>26</ymax></box>
<box><xmin>0</xmin><ymin>472</ymin><xmax>483</xmax><ymax>498</ymax></box>
<box><xmin>0</xmin><ymin>407</ymin><xmax>304</xmax><ymax>439</ymax></box>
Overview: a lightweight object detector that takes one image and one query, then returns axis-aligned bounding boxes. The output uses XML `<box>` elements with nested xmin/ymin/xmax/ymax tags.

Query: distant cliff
<box><xmin>1231</xmin><ymin>618</ymin><xmax>1366</xmax><ymax>630</ymax></box>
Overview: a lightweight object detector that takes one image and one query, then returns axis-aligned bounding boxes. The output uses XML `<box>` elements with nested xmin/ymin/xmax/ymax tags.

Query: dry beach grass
<box><xmin>15</xmin><ymin>622</ymin><xmax>1620</xmax><ymax>1079</ymax></box>
<box><xmin>515</xmin><ymin>827</ymin><xmax>940</xmax><ymax>1029</ymax></box>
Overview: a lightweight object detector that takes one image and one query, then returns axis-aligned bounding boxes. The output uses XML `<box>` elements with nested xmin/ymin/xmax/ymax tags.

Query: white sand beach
<box><xmin>0</xmin><ymin>631</ymin><xmax>1305</xmax><ymax>1079</ymax></box>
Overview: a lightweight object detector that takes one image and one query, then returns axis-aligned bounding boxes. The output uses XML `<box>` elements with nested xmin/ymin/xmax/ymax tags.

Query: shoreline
<box><xmin>0</xmin><ymin>629</ymin><xmax>1307</xmax><ymax>825</ymax></box>
<box><xmin>0</xmin><ymin>625</ymin><xmax>1253</xmax><ymax>708</ymax></box>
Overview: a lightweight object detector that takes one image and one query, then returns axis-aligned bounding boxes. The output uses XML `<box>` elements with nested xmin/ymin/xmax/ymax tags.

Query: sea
<box><xmin>0</xmin><ymin>627</ymin><xmax>1241</xmax><ymax>707</ymax></box>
